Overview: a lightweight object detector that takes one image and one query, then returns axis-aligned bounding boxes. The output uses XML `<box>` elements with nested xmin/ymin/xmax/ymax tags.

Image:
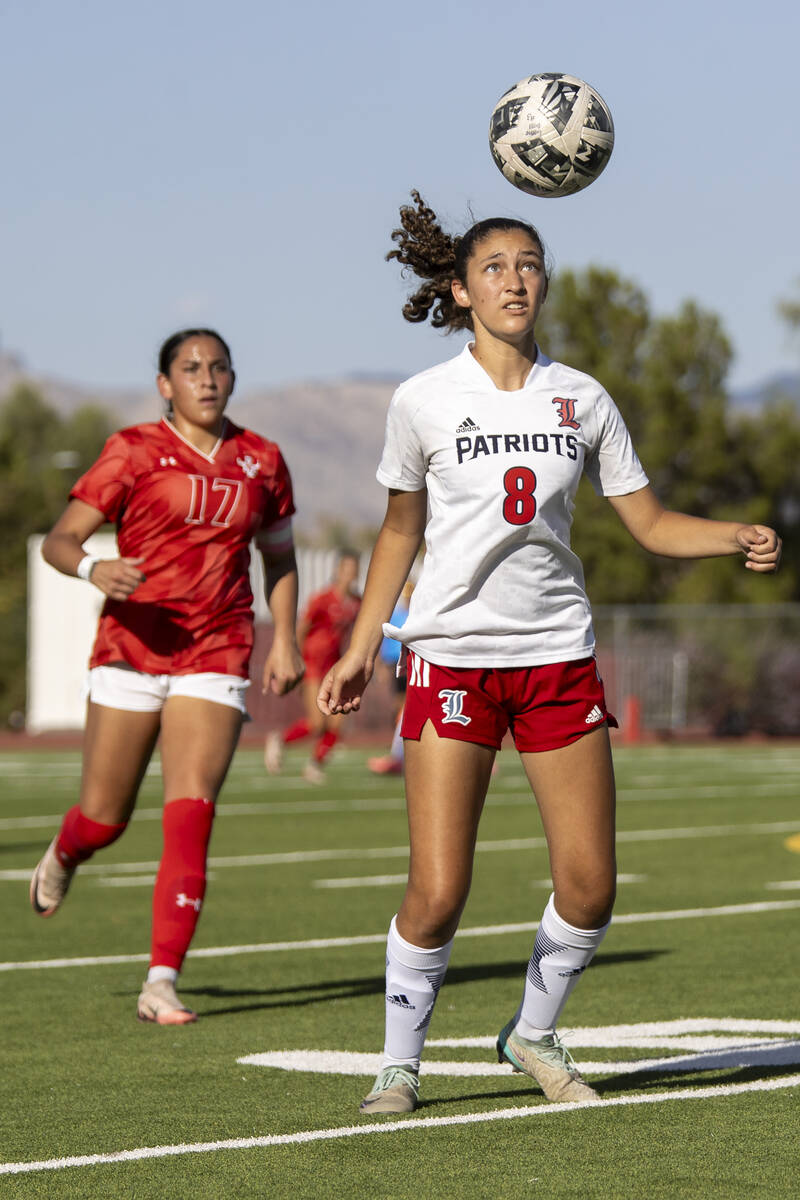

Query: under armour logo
<box><xmin>159</xmin><ymin>456</ymin><xmax>178</xmax><ymax>467</ymax></box>
<box><xmin>176</xmin><ymin>893</ymin><xmax>202</xmax><ymax>912</ymax></box>
<box><xmin>438</xmin><ymin>689</ymin><xmax>471</xmax><ymax>725</ymax></box>
<box><xmin>236</xmin><ymin>454</ymin><xmax>260</xmax><ymax>479</ymax></box>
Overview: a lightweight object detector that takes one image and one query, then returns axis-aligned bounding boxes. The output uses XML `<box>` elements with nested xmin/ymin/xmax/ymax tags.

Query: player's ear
<box><xmin>229</xmin><ymin>369</ymin><xmax>236</xmax><ymax>395</ymax></box>
<box><xmin>451</xmin><ymin>279</ymin><xmax>470</xmax><ymax>310</ymax></box>
<box><xmin>156</xmin><ymin>374</ymin><xmax>173</xmax><ymax>404</ymax></box>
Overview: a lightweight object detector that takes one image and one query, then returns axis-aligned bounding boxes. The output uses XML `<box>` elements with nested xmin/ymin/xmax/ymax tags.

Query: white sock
<box><xmin>515</xmin><ymin>894</ymin><xmax>609</xmax><ymax>1039</ymax></box>
<box><xmin>147</xmin><ymin>965</ymin><xmax>179</xmax><ymax>985</ymax></box>
<box><xmin>381</xmin><ymin>915</ymin><xmax>454</xmax><ymax>1072</ymax></box>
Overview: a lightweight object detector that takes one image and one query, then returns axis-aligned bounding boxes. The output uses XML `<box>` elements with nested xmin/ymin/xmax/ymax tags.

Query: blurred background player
<box><xmin>265</xmin><ymin>550</ymin><xmax>360</xmax><ymax>783</ymax></box>
<box><xmin>367</xmin><ymin>579</ymin><xmax>413</xmax><ymax>775</ymax></box>
<box><xmin>29</xmin><ymin>329</ymin><xmax>304</xmax><ymax>1024</ymax></box>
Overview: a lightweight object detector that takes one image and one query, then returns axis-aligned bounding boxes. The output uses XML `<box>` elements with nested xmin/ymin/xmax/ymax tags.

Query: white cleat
<box><xmin>137</xmin><ymin>978</ymin><xmax>198</xmax><ymax>1026</ymax></box>
<box><xmin>359</xmin><ymin>1065</ymin><xmax>419</xmax><ymax>1114</ymax></box>
<box><xmin>302</xmin><ymin>761</ymin><xmax>325</xmax><ymax>785</ymax></box>
<box><xmin>497</xmin><ymin>1022</ymin><xmax>599</xmax><ymax>1103</ymax></box>
<box><xmin>30</xmin><ymin>837</ymin><xmax>76</xmax><ymax>917</ymax></box>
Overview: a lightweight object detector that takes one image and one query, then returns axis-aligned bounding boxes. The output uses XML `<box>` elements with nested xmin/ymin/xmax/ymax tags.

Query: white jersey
<box><xmin>377</xmin><ymin>342</ymin><xmax>648</xmax><ymax>667</ymax></box>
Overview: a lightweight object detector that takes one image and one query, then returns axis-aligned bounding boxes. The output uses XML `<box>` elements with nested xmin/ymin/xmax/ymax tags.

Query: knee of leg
<box><xmin>554</xmin><ymin>873</ymin><xmax>616</xmax><ymax>930</ymax></box>
<box><xmin>401</xmin><ymin>881</ymin><xmax>467</xmax><ymax>946</ymax></box>
<box><xmin>162</xmin><ymin>797</ymin><xmax>215</xmax><ymax>866</ymax></box>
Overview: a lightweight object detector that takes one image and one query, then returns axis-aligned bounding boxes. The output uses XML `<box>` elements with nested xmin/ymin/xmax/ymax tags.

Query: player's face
<box><xmin>157</xmin><ymin>335</ymin><xmax>235</xmax><ymax>434</ymax></box>
<box><xmin>451</xmin><ymin>230</ymin><xmax>547</xmax><ymax>347</ymax></box>
<box><xmin>335</xmin><ymin>556</ymin><xmax>359</xmax><ymax>591</ymax></box>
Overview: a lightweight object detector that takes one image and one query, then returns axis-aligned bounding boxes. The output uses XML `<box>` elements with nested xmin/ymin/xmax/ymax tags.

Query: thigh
<box><xmin>80</xmin><ymin>702</ymin><xmax>162</xmax><ymax>823</ymax></box>
<box><xmin>520</xmin><ymin>726</ymin><xmax>616</xmax><ymax>928</ymax></box>
<box><xmin>399</xmin><ymin>721</ymin><xmax>496</xmax><ymax>945</ymax></box>
<box><xmin>159</xmin><ymin>697</ymin><xmax>243</xmax><ymax>802</ymax></box>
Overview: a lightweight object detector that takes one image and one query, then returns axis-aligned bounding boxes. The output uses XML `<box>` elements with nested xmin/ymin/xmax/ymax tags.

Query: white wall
<box><xmin>26</xmin><ymin>539</ymin><xmax>365</xmax><ymax>732</ymax></box>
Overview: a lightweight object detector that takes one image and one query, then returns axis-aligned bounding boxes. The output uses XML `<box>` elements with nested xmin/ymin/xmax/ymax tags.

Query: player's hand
<box><xmin>262</xmin><ymin>637</ymin><xmax>305</xmax><ymax>696</ymax></box>
<box><xmin>317</xmin><ymin>651</ymin><xmax>373</xmax><ymax>716</ymax></box>
<box><xmin>90</xmin><ymin>557</ymin><xmax>146</xmax><ymax>600</ymax></box>
<box><xmin>737</xmin><ymin>525</ymin><xmax>782</xmax><ymax>573</ymax></box>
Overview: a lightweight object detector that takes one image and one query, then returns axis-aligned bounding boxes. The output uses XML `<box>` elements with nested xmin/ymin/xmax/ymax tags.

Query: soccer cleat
<box><xmin>497</xmin><ymin>1021</ymin><xmax>599</xmax><ymax>1103</ymax></box>
<box><xmin>359</xmin><ymin>1064</ymin><xmax>419</xmax><ymax>1114</ymax></box>
<box><xmin>264</xmin><ymin>731</ymin><xmax>284</xmax><ymax>775</ymax></box>
<box><xmin>302</xmin><ymin>761</ymin><xmax>325</xmax><ymax>785</ymax></box>
<box><xmin>30</xmin><ymin>837</ymin><xmax>76</xmax><ymax>917</ymax></box>
<box><xmin>367</xmin><ymin>755</ymin><xmax>403</xmax><ymax>776</ymax></box>
<box><xmin>137</xmin><ymin>978</ymin><xmax>198</xmax><ymax>1026</ymax></box>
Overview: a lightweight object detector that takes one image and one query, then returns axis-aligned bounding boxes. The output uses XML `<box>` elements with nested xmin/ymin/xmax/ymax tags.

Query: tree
<box><xmin>535</xmin><ymin>268</ymin><xmax>799</xmax><ymax>603</ymax></box>
<box><xmin>0</xmin><ymin>385</ymin><xmax>112</xmax><ymax>720</ymax></box>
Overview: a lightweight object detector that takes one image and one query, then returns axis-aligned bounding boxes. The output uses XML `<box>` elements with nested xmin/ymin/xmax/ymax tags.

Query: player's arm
<box><xmin>608</xmin><ymin>485</ymin><xmax>782</xmax><ymax>571</ymax></box>
<box><xmin>41</xmin><ymin>499</ymin><xmax>146</xmax><ymax>600</ymax></box>
<box><xmin>258</xmin><ymin>520</ymin><xmax>304</xmax><ymax>696</ymax></box>
<box><xmin>318</xmin><ymin>487</ymin><xmax>427</xmax><ymax>715</ymax></box>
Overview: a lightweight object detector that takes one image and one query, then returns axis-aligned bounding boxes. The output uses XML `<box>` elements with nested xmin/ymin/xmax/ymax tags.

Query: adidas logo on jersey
<box><xmin>159</xmin><ymin>456</ymin><xmax>178</xmax><ymax>467</ymax></box>
<box><xmin>585</xmin><ymin>705</ymin><xmax>604</xmax><ymax>724</ymax></box>
<box><xmin>456</xmin><ymin>416</ymin><xmax>480</xmax><ymax>433</ymax></box>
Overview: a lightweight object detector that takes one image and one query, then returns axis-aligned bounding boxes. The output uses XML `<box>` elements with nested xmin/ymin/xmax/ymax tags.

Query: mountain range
<box><xmin>2</xmin><ymin>348</ymin><xmax>798</xmax><ymax>535</ymax></box>
<box><xmin>0</xmin><ymin>349</ymin><xmax>397</xmax><ymax>535</ymax></box>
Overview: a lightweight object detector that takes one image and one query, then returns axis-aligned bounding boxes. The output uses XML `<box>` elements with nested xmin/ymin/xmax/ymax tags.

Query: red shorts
<box><xmin>400</xmin><ymin>652</ymin><xmax>617</xmax><ymax>753</ymax></box>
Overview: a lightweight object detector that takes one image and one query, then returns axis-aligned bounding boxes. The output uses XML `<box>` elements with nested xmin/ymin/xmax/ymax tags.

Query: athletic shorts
<box><xmin>86</xmin><ymin>665</ymin><xmax>251</xmax><ymax>715</ymax></box>
<box><xmin>400</xmin><ymin>652</ymin><xmax>617</xmax><ymax>753</ymax></box>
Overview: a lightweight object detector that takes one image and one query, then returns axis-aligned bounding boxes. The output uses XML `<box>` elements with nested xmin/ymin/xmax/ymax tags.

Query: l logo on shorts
<box><xmin>438</xmin><ymin>689</ymin><xmax>471</xmax><ymax>726</ymax></box>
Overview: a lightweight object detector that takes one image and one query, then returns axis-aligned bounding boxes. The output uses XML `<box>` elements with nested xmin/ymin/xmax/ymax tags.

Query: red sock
<box><xmin>56</xmin><ymin>805</ymin><xmax>128</xmax><ymax>867</ymax></box>
<box><xmin>283</xmin><ymin>719</ymin><xmax>311</xmax><ymax>744</ymax></box>
<box><xmin>150</xmin><ymin>797</ymin><xmax>215</xmax><ymax>971</ymax></box>
<box><xmin>313</xmin><ymin>730</ymin><xmax>338</xmax><ymax>764</ymax></box>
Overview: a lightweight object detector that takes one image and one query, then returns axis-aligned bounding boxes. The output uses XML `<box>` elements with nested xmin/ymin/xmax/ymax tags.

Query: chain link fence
<box><xmin>593</xmin><ymin>604</ymin><xmax>800</xmax><ymax>738</ymax></box>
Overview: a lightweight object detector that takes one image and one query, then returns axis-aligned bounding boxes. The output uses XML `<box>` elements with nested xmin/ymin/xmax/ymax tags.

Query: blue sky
<box><xmin>2</xmin><ymin>0</ymin><xmax>798</xmax><ymax>394</ymax></box>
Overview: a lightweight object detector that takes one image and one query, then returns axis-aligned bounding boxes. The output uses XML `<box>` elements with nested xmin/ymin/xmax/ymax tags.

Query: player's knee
<box><xmin>400</xmin><ymin>880</ymin><xmax>467</xmax><ymax>946</ymax></box>
<box><xmin>553</xmin><ymin>871</ymin><xmax>616</xmax><ymax>930</ymax></box>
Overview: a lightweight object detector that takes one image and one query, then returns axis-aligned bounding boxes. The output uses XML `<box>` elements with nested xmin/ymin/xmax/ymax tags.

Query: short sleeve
<box><xmin>260</xmin><ymin>448</ymin><xmax>296</xmax><ymax>528</ymax></box>
<box><xmin>70</xmin><ymin>432</ymin><xmax>135</xmax><ymax>522</ymax></box>
<box><xmin>583</xmin><ymin>392</ymin><xmax>649</xmax><ymax>497</ymax></box>
<box><xmin>376</xmin><ymin>390</ymin><xmax>427</xmax><ymax>491</ymax></box>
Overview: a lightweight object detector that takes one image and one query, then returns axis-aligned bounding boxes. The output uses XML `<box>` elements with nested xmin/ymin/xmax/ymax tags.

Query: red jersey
<box><xmin>301</xmin><ymin>586</ymin><xmax>361</xmax><ymax>676</ymax></box>
<box><xmin>71</xmin><ymin>417</ymin><xmax>294</xmax><ymax>676</ymax></box>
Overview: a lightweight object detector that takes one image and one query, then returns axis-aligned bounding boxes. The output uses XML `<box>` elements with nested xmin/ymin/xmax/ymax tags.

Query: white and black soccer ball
<box><xmin>489</xmin><ymin>73</ymin><xmax>614</xmax><ymax>198</ymax></box>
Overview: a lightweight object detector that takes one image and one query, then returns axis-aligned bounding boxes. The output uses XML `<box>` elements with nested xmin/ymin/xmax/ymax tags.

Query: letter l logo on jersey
<box><xmin>438</xmin><ymin>689</ymin><xmax>471</xmax><ymax>725</ymax></box>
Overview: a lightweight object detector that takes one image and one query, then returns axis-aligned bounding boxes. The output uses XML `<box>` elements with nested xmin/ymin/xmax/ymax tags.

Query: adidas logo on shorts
<box><xmin>585</xmin><ymin>705</ymin><xmax>604</xmax><ymax>724</ymax></box>
<box><xmin>456</xmin><ymin>416</ymin><xmax>480</xmax><ymax>433</ymax></box>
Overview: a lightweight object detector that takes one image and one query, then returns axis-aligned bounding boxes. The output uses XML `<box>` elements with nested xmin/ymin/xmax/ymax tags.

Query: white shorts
<box><xmin>86</xmin><ymin>666</ymin><xmax>251</xmax><ymax>715</ymax></box>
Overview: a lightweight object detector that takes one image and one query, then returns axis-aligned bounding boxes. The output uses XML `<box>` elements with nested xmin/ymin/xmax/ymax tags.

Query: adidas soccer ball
<box><xmin>489</xmin><ymin>73</ymin><xmax>614</xmax><ymax>198</ymax></box>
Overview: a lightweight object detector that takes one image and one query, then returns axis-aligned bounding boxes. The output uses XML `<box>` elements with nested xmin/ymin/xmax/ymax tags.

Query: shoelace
<box><xmin>375</xmin><ymin>1065</ymin><xmax>419</xmax><ymax>1095</ymax></box>
<box><xmin>535</xmin><ymin>1034</ymin><xmax>580</xmax><ymax>1074</ymax></box>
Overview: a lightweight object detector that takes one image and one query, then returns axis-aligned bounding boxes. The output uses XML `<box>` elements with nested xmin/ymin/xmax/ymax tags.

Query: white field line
<box><xmin>239</xmin><ymin>1041</ymin><xmax>800</xmax><ymax>1076</ymax></box>
<box><xmin>1</xmin><ymin>1075</ymin><xmax>798</xmax><ymax>1177</ymax></box>
<box><xmin>766</xmin><ymin>881</ymin><xmax>800</xmax><ymax>890</ymax></box>
<box><xmin>3</xmin><ymin>779</ymin><xmax>800</xmax><ymax>831</ymax></box>
<box><xmin>312</xmin><ymin>872</ymin><xmax>648</xmax><ymax>891</ymax></box>
<box><xmin>2</xmin><ymin>818</ymin><xmax>799</xmax><ymax>881</ymax></box>
<box><xmin>2</xmin><ymin>899</ymin><xmax>799</xmax><ymax>972</ymax></box>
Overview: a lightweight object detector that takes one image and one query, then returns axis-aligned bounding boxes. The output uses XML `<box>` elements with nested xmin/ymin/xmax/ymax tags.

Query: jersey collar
<box><xmin>459</xmin><ymin>341</ymin><xmax>550</xmax><ymax>393</ymax></box>
<box><xmin>161</xmin><ymin>416</ymin><xmax>228</xmax><ymax>463</ymax></box>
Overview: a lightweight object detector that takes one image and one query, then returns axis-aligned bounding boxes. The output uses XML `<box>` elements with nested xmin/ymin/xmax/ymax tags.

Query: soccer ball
<box><xmin>489</xmin><ymin>73</ymin><xmax>614</xmax><ymax>198</ymax></box>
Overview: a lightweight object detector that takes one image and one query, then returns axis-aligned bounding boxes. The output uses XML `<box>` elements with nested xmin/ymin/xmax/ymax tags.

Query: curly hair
<box><xmin>387</xmin><ymin>190</ymin><xmax>548</xmax><ymax>333</ymax></box>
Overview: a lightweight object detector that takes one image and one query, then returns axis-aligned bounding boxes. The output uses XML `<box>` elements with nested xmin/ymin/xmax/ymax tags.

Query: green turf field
<box><xmin>1</xmin><ymin>742</ymin><xmax>798</xmax><ymax>1198</ymax></box>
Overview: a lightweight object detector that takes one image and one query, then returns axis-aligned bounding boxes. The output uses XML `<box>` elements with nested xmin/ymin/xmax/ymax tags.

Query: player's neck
<box><xmin>469</xmin><ymin>332</ymin><xmax>537</xmax><ymax>392</ymax></box>
<box><xmin>166</xmin><ymin>413</ymin><xmax>226</xmax><ymax>455</ymax></box>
